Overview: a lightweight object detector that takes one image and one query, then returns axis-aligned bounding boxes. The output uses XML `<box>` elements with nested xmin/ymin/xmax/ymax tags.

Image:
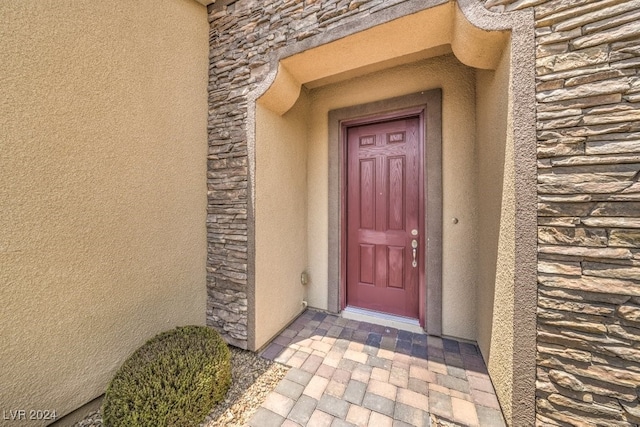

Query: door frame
<box><xmin>328</xmin><ymin>90</ymin><xmax>443</xmax><ymax>335</ymax></box>
<box><xmin>342</xmin><ymin>110</ymin><xmax>425</xmax><ymax>323</ymax></box>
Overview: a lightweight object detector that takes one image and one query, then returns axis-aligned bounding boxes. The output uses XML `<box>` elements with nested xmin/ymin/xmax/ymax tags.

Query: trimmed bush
<box><xmin>102</xmin><ymin>325</ymin><xmax>231</xmax><ymax>427</ymax></box>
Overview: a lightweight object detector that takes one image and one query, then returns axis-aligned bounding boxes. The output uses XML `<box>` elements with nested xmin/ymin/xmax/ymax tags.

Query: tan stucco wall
<box><xmin>475</xmin><ymin>46</ymin><xmax>511</xmax><ymax>357</ymax></box>
<box><xmin>0</xmin><ymin>0</ymin><xmax>209</xmax><ymax>421</ymax></box>
<box><xmin>475</xmin><ymin>43</ymin><xmax>515</xmax><ymax>419</ymax></box>
<box><xmin>307</xmin><ymin>55</ymin><xmax>479</xmax><ymax>340</ymax></box>
<box><xmin>254</xmin><ymin>93</ymin><xmax>310</xmax><ymax>349</ymax></box>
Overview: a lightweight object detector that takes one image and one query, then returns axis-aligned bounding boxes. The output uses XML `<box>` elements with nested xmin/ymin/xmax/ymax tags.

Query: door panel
<box><xmin>387</xmin><ymin>246</ymin><xmax>405</xmax><ymax>289</ymax></box>
<box><xmin>359</xmin><ymin>159</ymin><xmax>375</xmax><ymax>229</ymax></box>
<box><xmin>346</xmin><ymin>117</ymin><xmax>423</xmax><ymax>318</ymax></box>
<box><xmin>359</xmin><ymin>244</ymin><xmax>375</xmax><ymax>285</ymax></box>
<box><xmin>387</xmin><ymin>156</ymin><xmax>405</xmax><ymax>230</ymax></box>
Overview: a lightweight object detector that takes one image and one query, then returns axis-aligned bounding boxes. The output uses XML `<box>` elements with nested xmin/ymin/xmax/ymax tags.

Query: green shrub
<box><xmin>102</xmin><ymin>325</ymin><xmax>231</xmax><ymax>427</ymax></box>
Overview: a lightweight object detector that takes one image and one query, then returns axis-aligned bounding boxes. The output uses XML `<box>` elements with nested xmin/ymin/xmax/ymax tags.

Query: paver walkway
<box><xmin>249</xmin><ymin>309</ymin><xmax>506</xmax><ymax>427</ymax></box>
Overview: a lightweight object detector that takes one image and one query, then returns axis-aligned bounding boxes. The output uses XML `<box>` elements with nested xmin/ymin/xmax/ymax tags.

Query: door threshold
<box><xmin>341</xmin><ymin>306</ymin><xmax>424</xmax><ymax>334</ymax></box>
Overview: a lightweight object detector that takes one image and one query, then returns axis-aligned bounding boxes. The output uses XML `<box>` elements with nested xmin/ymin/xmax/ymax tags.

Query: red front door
<box><xmin>346</xmin><ymin>116</ymin><xmax>423</xmax><ymax>319</ymax></box>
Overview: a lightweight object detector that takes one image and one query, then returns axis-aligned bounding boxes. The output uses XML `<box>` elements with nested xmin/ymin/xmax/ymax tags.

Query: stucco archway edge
<box><xmin>256</xmin><ymin>0</ymin><xmax>510</xmax><ymax>115</ymax></box>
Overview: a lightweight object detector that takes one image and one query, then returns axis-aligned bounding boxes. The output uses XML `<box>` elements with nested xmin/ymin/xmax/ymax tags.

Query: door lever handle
<box><xmin>411</xmin><ymin>239</ymin><xmax>418</xmax><ymax>268</ymax></box>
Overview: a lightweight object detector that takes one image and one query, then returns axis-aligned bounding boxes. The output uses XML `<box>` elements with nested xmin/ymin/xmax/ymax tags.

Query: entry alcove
<box><xmin>248</xmin><ymin>1</ymin><xmax>535</xmax><ymax>423</ymax></box>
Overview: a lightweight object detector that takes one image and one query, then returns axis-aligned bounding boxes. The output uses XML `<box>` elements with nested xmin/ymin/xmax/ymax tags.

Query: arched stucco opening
<box><xmin>247</xmin><ymin>1</ymin><xmax>535</xmax><ymax>424</ymax></box>
<box><xmin>258</xmin><ymin>2</ymin><xmax>507</xmax><ymax>116</ymax></box>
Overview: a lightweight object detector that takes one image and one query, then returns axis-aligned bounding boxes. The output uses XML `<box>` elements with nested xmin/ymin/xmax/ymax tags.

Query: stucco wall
<box><xmin>475</xmin><ymin>43</ymin><xmax>514</xmax><ymax>417</ymax></box>
<box><xmin>0</xmin><ymin>0</ymin><xmax>209</xmax><ymax>420</ymax></box>
<box><xmin>254</xmin><ymin>93</ymin><xmax>310</xmax><ymax>349</ymax></box>
<box><xmin>307</xmin><ymin>55</ymin><xmax>479</xmax><ymax>340</ymax></box>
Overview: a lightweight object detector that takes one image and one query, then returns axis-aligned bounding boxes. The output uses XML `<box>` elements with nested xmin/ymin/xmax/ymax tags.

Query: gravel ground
<box><xmin>74</xmin><ymin>347</ymin><xmax>287</xmax><ymax>427</ymax></box>
<box><xmin>201</xmin><ymin>347</ymin><xmax>287</xmax><ymax>427</ymax></box>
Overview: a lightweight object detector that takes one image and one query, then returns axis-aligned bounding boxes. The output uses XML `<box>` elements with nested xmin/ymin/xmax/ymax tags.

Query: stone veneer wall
<box><xmin>484</xmin><ymin>0</ymin><xmax>640</xmax><ymax>425</ymax></box>
<box><xmin>206</xmin><ymin>0</ymin><xmax>417</xmax><ymax>349</ymax></box>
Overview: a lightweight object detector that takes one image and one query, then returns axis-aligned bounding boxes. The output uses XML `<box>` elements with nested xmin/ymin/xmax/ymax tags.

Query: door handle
<box><xmin>411</xmin><ymin>239</ymin><xmax>418</xmax><ymax>268</ymax></box>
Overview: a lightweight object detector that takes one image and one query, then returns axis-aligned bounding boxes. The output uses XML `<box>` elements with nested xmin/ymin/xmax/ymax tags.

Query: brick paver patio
<box><xmin>250</xmin><ymin>309</ymin><xmax>506</xmax><ymax>426</ymax></box>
